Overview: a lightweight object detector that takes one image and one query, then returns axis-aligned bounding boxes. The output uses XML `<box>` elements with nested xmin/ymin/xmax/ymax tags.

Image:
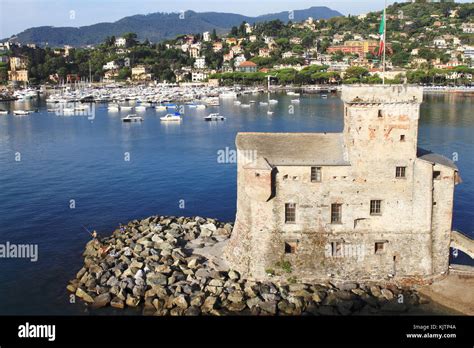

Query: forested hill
<box><xmin>5</xmin><ymin>7</ymin><xmax>342</xmax><ymax>47</ymax></box>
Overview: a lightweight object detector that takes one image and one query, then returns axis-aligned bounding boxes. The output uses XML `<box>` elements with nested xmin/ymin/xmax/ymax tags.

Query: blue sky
<box><xmin>0</xmin><ymin>0</ymin><xmax>471</xmax><ymax>39</ymax></box>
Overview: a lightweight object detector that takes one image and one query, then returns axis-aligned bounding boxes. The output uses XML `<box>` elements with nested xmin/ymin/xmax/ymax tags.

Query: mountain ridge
<box><xmin>5</xmin><ymin>6</ymin><xmax>342</xmax><ymax>47</ymax></box>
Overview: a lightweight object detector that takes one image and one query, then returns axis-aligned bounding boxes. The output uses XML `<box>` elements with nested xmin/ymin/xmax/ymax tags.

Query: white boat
<box><xmin>321</xmin><ymin>94</ymin><xmax>328</xmax><ymax>99</ymax></box>
<box><xmin>207</xmin><ymin>99</ymin><xmax>220</xmax><ymax>106</ymax></box>
<box><xmin>204</xmin><ymin>113</ymin><xmax>225</xmax><ymax>121</ymax></box>
<box><xmin>108</xmin><ymin>104</ymin><xmax>120</xmax><ymax>111</ymax></box>
<box><xmin>155</xmin><ymin>105</ymin><xmax>167</xmax><ymax>111</ymax></box>
<box><xmin>13</xmin><ymin>110</ymin><xmax>30</xmax><ymax>116</ymax></box>
<box><xmin>287</xmin><ymin>91</ymin><xmax>300</xmax><ymax>96</ymax></box>
<box><xmin>269</xmin><ymin>99</ymin><xmax>278</xmax><ymax>104</ymax></box>
<box><xmin>122</xmin><ymin>114</ymin><xmax>143</xmax><ymax>122</ymax></box>
<box><xmin>120</xmin><ymin>106</ymin><xmax>133</xmax><ymax>111</ymax></box>
<box><xmin>196</xmin><ymin>104</ymin><xmax>206</xmax><ymax>109</ymax></box>
<box><xmin>220</xmin><ymin>92</ymin><xmax>237</xmax><ymax>98</ymax></box>
<box><xmin>291</xmin><ymin>99</ymin><xmax>300</xmax><ymax>103</ymax></box>
<box><xmin>160</xmin><ymin>113</ymin><xmax>182</xmax><ymax>122</ymax></box>
<box><xmin>259</xmin><ymin>102</ymin><xmax>268</xmax><ymax>106</ymax></box>
<box><xmin>267</xmin><ymin>111</ymin><xmax>274</xmax><ymax>115</ymax></box>
<box><xmin>233</xmin><ymin>100</ymin><xmax>241</xmax><ymax>106</ymax></box>
<box><xmin>0</xmin><ymin>110</ymin><xmax>8</xmax><ymax>115</ymax></box>
<box><xmin>241</xmin><ymin>104</ymin><xmax>251</xmax><ymax>108</ymax></box>
<box><xmin>135</xmin><ymin>105</ymin><xmax>147</xmax><ymax>112</ymax></box>
<box><xmin>249</xmin><ymin>100</ymin><xmax>256</xmax><ymax>104</ymax></box>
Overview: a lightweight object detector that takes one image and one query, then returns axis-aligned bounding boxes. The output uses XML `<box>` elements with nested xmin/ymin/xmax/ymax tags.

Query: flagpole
<box><xmin>383</xmin><ymin>0</ymin><xmax>387</xmax><ymax>85</ymax></box>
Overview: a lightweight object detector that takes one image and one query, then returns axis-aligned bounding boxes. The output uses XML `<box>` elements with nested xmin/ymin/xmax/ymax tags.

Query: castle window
<box><xmin>400</xmin><ymin>135</ymin><xmax>405</xmax><ymax>142</ymax></box>
<box><xmin>255</xmin><ymin>173</ymin><xmax>260</xmax><ymax>177</ymax></box>
<box><xmin>433</xmin><ymin>171</ymin><xmax>441</xmax><ymax>180</ymax></box>
<box><xmin>378</xmin><ymin>109</ymin><xmax>383</xmax><ymax>118</ymax></box>
<box><xmin>370</xmin><ymin>200</ymin><xmax>382</xmax><ymax>215</ymax></box>
<box><xmin>311</xmin><ymin>167</ymin><xmax>322</xmax><ymax>182</ymax></box>
<box><xmin>396</xmin><ymin>166</ymin><xmax>406</xmax><ymax>178</ymax></box>
<box><xmin>284</xmin><ymin>241</ymin><xmax>298</xmax><ymax>254</ymax></box>
<box><xmin>375</xmin><ymin>241</ymin><xmax>386</xmax><ymax>254</ymax></box>
<box><xmin>331</xmin><ymin>241</ymin><xmax>344</xmax><ymax>257</ymax></box>
<box><xmin>331</xmin><ymin>203</ymin><xmax>342</xmax><ymax>224</ymax></box>
<box><xmin>285</xmin><ymin>203</ymin><xmax>296</xmax><ymax>223</ymax></box>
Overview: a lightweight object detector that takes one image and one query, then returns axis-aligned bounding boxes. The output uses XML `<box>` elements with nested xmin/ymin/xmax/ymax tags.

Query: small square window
<box><xmin>311</xmin><ymin>167</ymin><xmax>322</xmax><ymax>182</ymax></box>
<box><xmin>396</xmin><ymin>166</ymin><xmax>406</xmax><ymax>178</ymax></box>
<box><xmin>255</xmin><ymin>173</ymin><xmax>260</xmax><ymax>177</ymax></box>
<box><xmin>433</xmin><ymin>171</ymin><xmax>441</xmax><ymax>180</ymax></box>
<box><xmin>375</xmin><ymin>242</ymin><xmax>386</xmax><ymax>254</ymax></box>
<box><xmin>370</xmin><ymin>200</ymin><xmax>382</xmax><ymax>215</ymax></box>
<box><xmin>285</xmin><ymin>203</ymin><xmax>296</xmax><ymax>223</ymax></box>
<box><xmin>285</xmin><ymin>241</ymin><xmax>298</xmax><ymax>254</ymax></box>
<box><xmin>378</xmin><ymin>110</ymin><xmax>383</xmax><ymax>118</ymax></box>
<box><xmin>400</xmin><ymin>135</ymin><xmax>405</xmax><ymax>142</ymax></box>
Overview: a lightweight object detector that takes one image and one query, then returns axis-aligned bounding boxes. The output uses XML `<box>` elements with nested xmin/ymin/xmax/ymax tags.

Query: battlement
<box><xmin>341</xmin><ymin>85</ymin><xmax>423</xmax><ymax>104</ymax></box>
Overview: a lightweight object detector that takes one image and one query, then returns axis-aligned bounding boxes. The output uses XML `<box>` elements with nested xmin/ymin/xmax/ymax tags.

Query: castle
<box><xmin>224</xmin><ymin>85</ymin><xmax>461</xmax><ymax>282</ymax></box>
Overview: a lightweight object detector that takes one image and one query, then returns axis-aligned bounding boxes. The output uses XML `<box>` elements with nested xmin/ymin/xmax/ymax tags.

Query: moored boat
<box><xmin>122</xmin><ymin>114</ymin><xmax>143</xmax><ymax>122</ymax></box>
<box><xmin>13</xmin><ymin>110</ymin><xmax>30</xmax><ymax>116</ymax></box>
<box><xmin>160</xmin><ymin>112</ymin><xmax>182</xmax><ymax>122</ymax></box>
<box><xmin>204</xmin><ymin>113</ymin><xmax>225</xmax><ymax>121</ymax></box>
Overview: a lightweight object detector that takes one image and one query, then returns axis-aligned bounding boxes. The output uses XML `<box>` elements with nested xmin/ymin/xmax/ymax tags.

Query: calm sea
<box><xmin>0</xmin><ymin>92</ymin><xmax>472</xmax><ymax>314</ymax></box>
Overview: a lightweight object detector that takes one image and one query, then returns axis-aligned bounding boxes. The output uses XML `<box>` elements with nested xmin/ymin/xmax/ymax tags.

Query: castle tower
<box><xmin>225</xmin><ymin>85</ymin><xmax>459</xmax><ymax>282</ymax></box>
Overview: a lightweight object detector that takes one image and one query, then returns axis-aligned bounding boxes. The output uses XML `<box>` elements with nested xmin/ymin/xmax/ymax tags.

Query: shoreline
<box><xmin>67</xmin><ymin>215</ymin><xmax>463</xmax><ymax>316</ymax></box>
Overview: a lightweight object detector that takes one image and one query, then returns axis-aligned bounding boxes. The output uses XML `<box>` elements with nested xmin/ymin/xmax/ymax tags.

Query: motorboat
<box><xmin>291</xmin><ymin>99</ymin><xmax>300</xmax><ymax>103</ymax></box>
<box><xmin>269</xmin><ymin>99</ymin><xmax>278</xmax><ymax>104</ymax></box>
<box><xmin>321</xmin><ymin>94</ymin><xmax>328</xmax><ymax>99</ymax></box>
<box><xmin>122</xmin><ymin>114</ymin><xmax>143</xmax><ymax>122</ymax></box>
<box><xmin>135</xmin><ymin>105</ymin><xmax>147</xmax><ymax>112</ymax></box>
<box><xmin>0</xmin><ymin>110</ymin><xmax>8</xmax><ymax>115</ymax></box>
<box><xmin>241</xmin><ymin>104</ymin><xmax>250</xmax><ymax>108</ymax></box>
<box><xmin>160</xmin><ymin>112</ymin><xmax>182</xmax><ymax>122</ymax></box>
<box><xmin>204</xmin><ymin>113</ymin><xmax>225</xmax><ymax>121</ymax></box>
<box><xmin>108</xmin><ymin>104</ymin><xmax>120</xmax><ymax>111</ymax></box>
<box><xmin>13</xmin><ymin>110</ymin><xmax>30</xmax><ymax>116</ymax></box>
<box><xmin>267</xmin><ymin>111</ymin><xmax>274</xmax><ymax>115</ymax></box>
<box><xmin>220</xmin><ymin>92</ymin><xmax>237</xmax><ymax>98</ymax></box>
<box><xmin>259</xmin><ymin>102</ymin><xmax>268</xmax><ymax>106</ymax></box>
<box><xmin>196</xmin><ymin>104</ymin><xmax>206</xmax><ymax>109</ymax></box>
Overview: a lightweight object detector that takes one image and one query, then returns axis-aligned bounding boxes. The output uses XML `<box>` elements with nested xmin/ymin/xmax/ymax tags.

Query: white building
<box><xmin>462</xmin><ymin>23</ymin><xmax>474</xmax><ymax>34</ymax></box>
<box><xmin>115</xmin><ymin>37</ymin><xmax>127</xmax><ymax>47</ymax></box>
<box><xmin>433</xmin><ymin>38</ymin><xmax>447</xmax><ymax>48</ymax></box>
<box><xmin>203</xmin><ymin>31</ymin><xmax>211</xmax><ymax>42</ymax></box>
<box><xmin>194</xmin><ymin>56</ymin><xmax>207</xmax><ymax>69</ymax></box>
<box><xmin>192</xmin><ymin>70</ymin><xmax>208</xmax><ymax>82</ymax></box>
<box><xmin>103</xmin><ymin>61</ymin><xmax>119</xmax><ymax>71</ymax></box>
<box><xmin>234</xmin><ymin>54</ymin><xmax>246</xmax><ymax>67</ymax></box>
<box><xmin>245</xmin><ymin>23</ymin><xmax>253</xmax><ymax>34</ymax></box>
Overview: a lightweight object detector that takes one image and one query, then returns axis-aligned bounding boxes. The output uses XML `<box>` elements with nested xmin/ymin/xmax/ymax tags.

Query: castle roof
<box><xmin>236</xmin><ymin>132</ymin><xmax>350</xmax><ymax>166</ymax></box>
<box><xmin>417</xmin><ymin>148</ymin><xmax>458</xmax><ymax>170</ymax></box>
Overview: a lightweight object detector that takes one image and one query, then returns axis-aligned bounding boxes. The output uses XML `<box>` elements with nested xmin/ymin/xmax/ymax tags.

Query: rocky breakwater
<box><xmin>67</xmin><ymin>215</ymin><xmax>428</xmax><ymax>315</ymax></box>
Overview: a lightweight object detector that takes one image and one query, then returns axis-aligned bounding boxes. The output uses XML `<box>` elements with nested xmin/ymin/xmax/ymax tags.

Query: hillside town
<box><xmin>0</xmin><ymin>1</ymin><xmax>473</xmax><ymax>90</ymax></box>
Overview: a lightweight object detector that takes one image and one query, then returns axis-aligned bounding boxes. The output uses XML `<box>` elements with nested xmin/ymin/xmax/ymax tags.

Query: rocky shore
<box><xmin>67</xmin><ymin>215</ymin><xmax>432</xmax><ymax>315</ymax></box>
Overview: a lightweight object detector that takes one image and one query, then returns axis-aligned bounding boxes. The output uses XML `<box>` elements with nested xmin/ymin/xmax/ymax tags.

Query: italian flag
<box><xmin>377</xmin><ymin>10</ymin><xmax>385</xmax><ymax>56</ymax></box>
